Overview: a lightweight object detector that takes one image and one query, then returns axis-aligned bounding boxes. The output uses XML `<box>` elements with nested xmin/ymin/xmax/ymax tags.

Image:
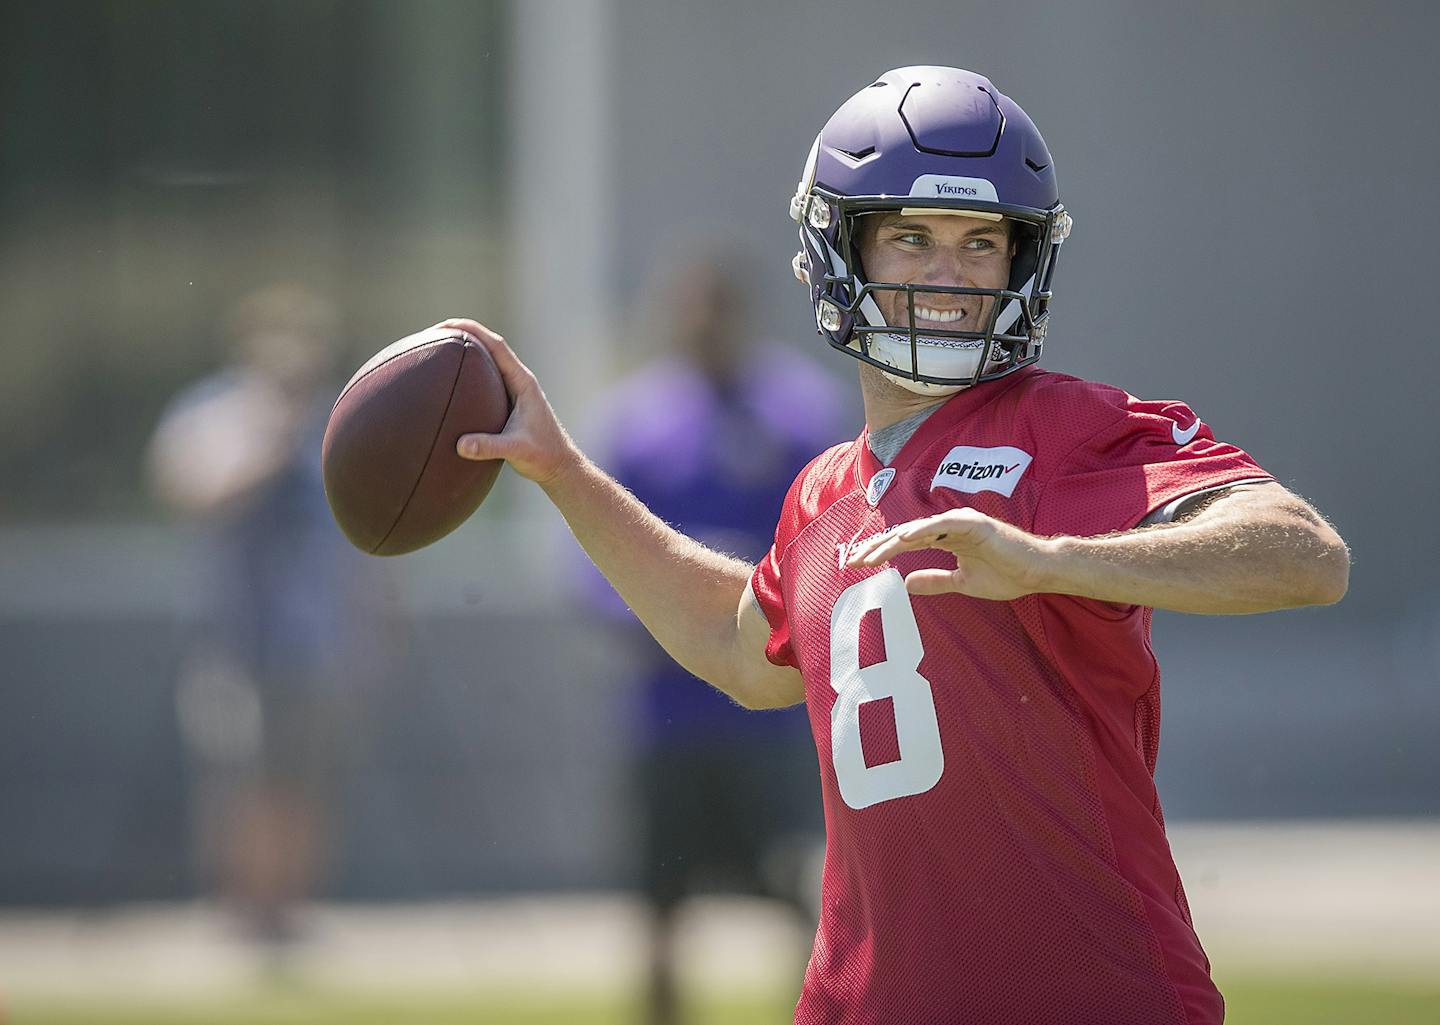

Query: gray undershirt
<box><xmin>867</xmin><ymin>404</ymin><xmax>943</xmax><ymax>466</ymax></box>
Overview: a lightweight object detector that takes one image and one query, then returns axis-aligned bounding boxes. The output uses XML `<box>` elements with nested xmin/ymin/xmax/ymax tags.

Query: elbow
<box><xmin>1271</xmin><ymin>502</ymin><xmax>1350</xmax><ymax>607</ymax></box>
<box><xmin>1300</xmin><ymin>530</ymin><xmax>1351</xmax><ymax>607</ymax></box>
<box><xmin>723</xmin><ymin>667</ymin><xmax>805</xmax><ymax>711</ymax></box>
<box><xmin>1313</xmin><ymin>545</ymin><xmax>1351</xmax><ymax>606</ymax></box>
<box><xmin>700</xmin><ymin>668</ymin><xmax>771</xmax><ymax>711</ymax></box>
<box><xmin>737</xmin><ymin>687</ymin><xmax>797</xmax><ymax>711</ymax></box>
<box><xmin>728</xmin><ymin>677</ymin><xmax>786</xmax><ymax>710</ymax></box>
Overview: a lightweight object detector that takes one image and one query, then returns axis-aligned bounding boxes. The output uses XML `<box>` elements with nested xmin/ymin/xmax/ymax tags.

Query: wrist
<box><xmin>536</xmin><ymin>440</ymin><xmax>589</xmax><ymax>496</ymax></box>
<box><xmin>1033</xmin><ymin>535</ymin><xmax>1087</xmax><ymax>597</ymax></box>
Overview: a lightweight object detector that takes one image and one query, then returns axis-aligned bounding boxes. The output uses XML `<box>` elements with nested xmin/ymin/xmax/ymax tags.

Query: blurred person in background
<box><xmin>146</xmin><ymin>285</ymin><xmax>384</xmax><ymax>956</ymax></box>
<box><xmin>583</xmin><ymin>247</ymin><xmax>852</xmax><ymax>1025</ymax></box>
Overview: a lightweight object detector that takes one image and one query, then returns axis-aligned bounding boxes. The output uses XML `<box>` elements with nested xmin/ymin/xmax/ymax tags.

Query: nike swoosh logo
<box><xmin>1172</xmin><ymin>419</ymin><xmax>1201</xmax><ymax>445</ymax></box>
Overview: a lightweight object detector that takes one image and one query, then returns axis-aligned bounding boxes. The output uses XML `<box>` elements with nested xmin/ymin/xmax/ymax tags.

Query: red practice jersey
<box><xmin>751</xmin><ymin>367</ymin><xmax>1270</xmax><ymax>1025</ymax></box>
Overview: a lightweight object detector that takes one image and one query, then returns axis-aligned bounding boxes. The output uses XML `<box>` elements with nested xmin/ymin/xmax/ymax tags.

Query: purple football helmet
<box><xmin>790</xmin><ymin>67</ymin><xmax>1071</xmax><ymax>391</ymax></box>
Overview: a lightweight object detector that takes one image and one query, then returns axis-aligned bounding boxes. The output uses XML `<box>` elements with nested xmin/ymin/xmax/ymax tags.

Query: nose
<box><xmin>914</xmin><ymin>246</ymin><xmax>973</xmax><ymax>291</ymax></box>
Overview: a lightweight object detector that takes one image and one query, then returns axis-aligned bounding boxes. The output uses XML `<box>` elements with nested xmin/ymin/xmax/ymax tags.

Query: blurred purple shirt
<box><xmin>583</xmin><ymin>343</ymin><xmax>853</xmax><ymax>746</ymax></box>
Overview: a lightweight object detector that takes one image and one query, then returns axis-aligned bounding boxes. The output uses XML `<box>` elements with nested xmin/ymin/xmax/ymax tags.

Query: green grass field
<box><xmin>14</xmin><ymin>977</ymin><xmax>1440</xmax><ymax>1025</ymax></box>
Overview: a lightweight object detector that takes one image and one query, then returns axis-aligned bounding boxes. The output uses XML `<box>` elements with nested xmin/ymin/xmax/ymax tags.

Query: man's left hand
<box><xmin>845</xmin><ymin>508</ymin><xmax>1057</xmax><ymax>601</ymax></box>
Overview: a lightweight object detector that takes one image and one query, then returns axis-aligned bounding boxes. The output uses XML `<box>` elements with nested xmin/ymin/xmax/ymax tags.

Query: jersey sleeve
<box><xmin>1032</xmin><ymin>397</ymin><xmax>1272</xmax><ymax>539</ymax></box>
<box><xmin>750</xmin><ymin>466</ymin><xmax>809</xmax><ymax>669</ymax></box>
<box><xmin>750</xmin><ymin>440</ymin><xmax>857</xmax><ymax>668</ymax></box>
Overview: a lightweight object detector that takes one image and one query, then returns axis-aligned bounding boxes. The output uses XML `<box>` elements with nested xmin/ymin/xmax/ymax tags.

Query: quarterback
<box><xmin>446</xmin><ymin>67</ymin><xmax>1348</xmax><ymax>1025</ymax></box>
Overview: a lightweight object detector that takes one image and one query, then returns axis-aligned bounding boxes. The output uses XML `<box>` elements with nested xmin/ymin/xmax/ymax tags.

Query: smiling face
<box><xmin>853</xmin><ymin>211</ymin><xmax>1015</xmax><ymax>335</ymax></box>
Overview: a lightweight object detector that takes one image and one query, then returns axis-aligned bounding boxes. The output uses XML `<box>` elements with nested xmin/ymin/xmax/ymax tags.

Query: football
<box><xmin>322</xmin><ymin>326</ymin><xmax>511</xmax><ymax>555</ymax></box>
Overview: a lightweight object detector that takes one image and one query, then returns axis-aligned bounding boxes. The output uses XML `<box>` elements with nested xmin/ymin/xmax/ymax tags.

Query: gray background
<box><xmin>1</xmin><ymin>0</ymin><xmax>1435</xmax><ymax>905</ymax></box>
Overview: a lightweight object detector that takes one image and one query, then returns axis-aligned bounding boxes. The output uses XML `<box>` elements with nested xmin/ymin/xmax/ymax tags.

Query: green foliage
<box><xmin>15</xmin><ymin>978</ymin><xmax>1440</xmax><ymax>1025</ymax></box>
<box><xmin>1221</xmin><ymin>976</ymin><xmax>1440</xmax><ymax>1025</ymax></box>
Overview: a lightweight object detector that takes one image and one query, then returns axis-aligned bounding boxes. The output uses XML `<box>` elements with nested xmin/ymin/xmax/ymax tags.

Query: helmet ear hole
<box><xmin>1007</xmin><ymin>222</ymin><xmax>1042</xmax><ymax>293</ymax></box>
<box><xmin>847</xmin><ymin>214</ymin><xmax>872</xmax><ymax>285</ymax></box>
<box><xmin>792</xmin><ymin>251</ymin><xmax>810</xmax><ymax>285</ymax></box>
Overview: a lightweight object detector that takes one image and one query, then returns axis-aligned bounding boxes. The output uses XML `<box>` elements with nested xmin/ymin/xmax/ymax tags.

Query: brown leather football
<box><xmin>322</xmin><ymin>326</ymin><xmax>510</xmax><ymax>555</ymax></box>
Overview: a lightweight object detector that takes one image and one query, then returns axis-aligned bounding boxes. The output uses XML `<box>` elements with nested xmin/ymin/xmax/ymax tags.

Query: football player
<box><xmin>445</xmin><ymin>66</ymin><xmax>1349</xmax><ymax>1025</ymax></box>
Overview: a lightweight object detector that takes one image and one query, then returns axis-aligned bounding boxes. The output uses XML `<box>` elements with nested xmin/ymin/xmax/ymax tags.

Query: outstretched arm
<box><xmin>845</xmin><ymin>481</ymin><xmax>1350</xmax><ymax>614</ymax></box>
<box><xmin>440</xmin><ymin>318</ymin><xmax>804</xmax><ymax>709</ymax></box>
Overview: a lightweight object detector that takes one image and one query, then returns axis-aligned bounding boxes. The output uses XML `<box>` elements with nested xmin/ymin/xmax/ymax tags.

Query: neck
<box><xmin>858</xmin><ymin>363</ymin><xmax>957</xmax><ymax>433</ymax></box>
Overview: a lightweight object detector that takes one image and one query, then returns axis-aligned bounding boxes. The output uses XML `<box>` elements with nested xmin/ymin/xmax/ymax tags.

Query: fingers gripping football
<box><xmin>846</xmin><ymin>508</ymin><xmax>1054</xmax><ymax>601</ymax></box>
<box><xmin>441</xmin><ymin>319</ymin><xmax>579</xmax><ymax>486</ymax></box>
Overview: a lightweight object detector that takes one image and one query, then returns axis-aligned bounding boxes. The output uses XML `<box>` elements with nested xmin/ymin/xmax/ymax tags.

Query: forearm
<box><xmin>540</xmin><ymin>450</ymin><xmax>754</xmax><ymax>687</ymax></box>
<box><xmin>1039</xmin><ymin>495</ymin><xmax>1349</xmax><ymax>614</ymax></box>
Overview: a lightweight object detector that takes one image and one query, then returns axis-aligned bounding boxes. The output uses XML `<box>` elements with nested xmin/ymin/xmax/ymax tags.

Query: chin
<box><xmin>884</xmin><ymin>374</ymin><xmax>967</xmax><ymax>397</ymax></box>
<box><xmin>860</xmin><ymin>361</ymin><xmax>967</xmax><ymax>398</ymax></box>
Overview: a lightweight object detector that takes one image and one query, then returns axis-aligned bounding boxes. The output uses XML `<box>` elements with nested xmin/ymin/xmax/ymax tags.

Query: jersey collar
<box><xmin>855</xmin><ymin>366</ymin><xmax>1038</xmax><ymax>490</ymax></box>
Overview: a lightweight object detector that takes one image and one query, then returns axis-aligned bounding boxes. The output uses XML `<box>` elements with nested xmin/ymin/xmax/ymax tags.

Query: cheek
<box><xmin>860</xmin><ymin>252</ymin><xmax>892</xmax><ymax>284</ymax></box>
<box><xmin>975</xmin><ymin>254</ymin><xmax>1013</xmax><ymax>289</ymax></box>
<box><xmin>858</xmin><ymin>241</ymin><xmax>911</xmax><ymax>284</ymax></box>
<box><xmin>855</xmin><ymin>248</ymin><xmax>898</xmax><ymax>317</ymax></box>
<box><xmin>871</xmin><ymin>279</ymin><xmax>905</xmax><ymax>323</ymax></box>
<box><xmin>866</xmin><ymin>257</ymin><xmax>919</xmax><ymax>323</ymax></box>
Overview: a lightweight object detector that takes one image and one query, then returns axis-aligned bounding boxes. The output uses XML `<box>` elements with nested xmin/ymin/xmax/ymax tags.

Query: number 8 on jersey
<box><xmin>828</xmin><ymin>569</ymin><xmax>944</xmax><ymax>810</ymax></box>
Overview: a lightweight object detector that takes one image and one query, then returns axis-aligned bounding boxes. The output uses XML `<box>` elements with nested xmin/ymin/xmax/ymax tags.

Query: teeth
<box><xmin>914</xmin><ymin>306</ymin><xmax>965</xmax><ymax>323</ymax></box>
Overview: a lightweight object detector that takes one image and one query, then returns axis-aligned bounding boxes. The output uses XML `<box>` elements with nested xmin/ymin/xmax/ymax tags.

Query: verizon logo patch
<box><xmin>930</xmin><ymin>445</ymin><xmax>1033</xmax><ymax>497</ymax></box>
